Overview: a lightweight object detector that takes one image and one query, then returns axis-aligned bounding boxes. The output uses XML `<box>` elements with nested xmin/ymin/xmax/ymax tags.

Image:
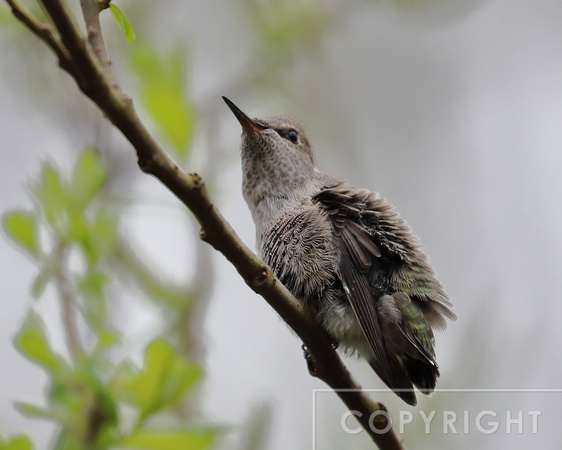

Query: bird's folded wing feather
<box><xmin>313</xmin><ymin>188</ymin><xmax>398</xmax><ymax>383</ymax></box>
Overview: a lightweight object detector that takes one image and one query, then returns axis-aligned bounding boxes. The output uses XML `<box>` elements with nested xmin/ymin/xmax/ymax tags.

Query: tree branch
<box><xmin>53</xmin><ymin>243</ymin><xmax>83</xmax><ymax>359</ymax></box>
<box><xmin>79</xmin><ymin>0</ymin><xmax>117</xmax><ymax>87</ymax></box>
<box><xmin>5</xmin><ymin>0</ymin><xmax>406</xmax><ymax>448</ymax></box>
<box><xmin>40</xmin><ymin>0</ymin><xmax>110</xmax><ymax>97</ymax></box>
<box><xmin>5</xmin><ymin>0</ymin><xmax>72</xmax><ymax>71</ymax></box>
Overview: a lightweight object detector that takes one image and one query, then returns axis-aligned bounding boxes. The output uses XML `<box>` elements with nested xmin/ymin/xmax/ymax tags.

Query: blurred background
<box><xmin>1</xmin><ymin>0</ymin><xmax>561</xmax><ymax>448</ymax></box>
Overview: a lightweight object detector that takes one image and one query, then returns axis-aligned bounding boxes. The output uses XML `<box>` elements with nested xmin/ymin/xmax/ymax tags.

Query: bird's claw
<box><xmin>301</xmin><ymin>344</ymin><xmax>318</xmax><ymax>376</ymax></box>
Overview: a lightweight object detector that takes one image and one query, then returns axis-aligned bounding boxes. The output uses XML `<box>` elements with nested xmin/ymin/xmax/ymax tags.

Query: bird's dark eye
<box><xmin>287</xmin><ymin>129</ymin><xmax>299</xmax><ymax>143</ymax></box>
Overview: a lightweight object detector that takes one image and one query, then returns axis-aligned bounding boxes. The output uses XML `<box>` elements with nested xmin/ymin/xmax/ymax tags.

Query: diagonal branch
<box><xmin>53</xmin><ymin>242</ymin><xmax>84</xmax><ymax>359</ymax></box>
<box><xmin>4</xmin><ymin>0</ymin><xmax>406</xmax><ymax>448</ymax></box>
<box><xmin>79</xmin><ymin>0</ymin><xmax>117</xmax><ymax>87</ymax></box>
<box><xmin>5</xmin><ymin>0</ymin><xmax>72</xmax><ymax>71</ymax></box>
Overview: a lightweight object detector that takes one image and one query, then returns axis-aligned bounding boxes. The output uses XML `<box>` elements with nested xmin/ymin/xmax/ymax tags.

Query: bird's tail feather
<box><xmin>368</xmin><ymin>357</ymin><xmax>417</xmax><ymax>406</ymax></box>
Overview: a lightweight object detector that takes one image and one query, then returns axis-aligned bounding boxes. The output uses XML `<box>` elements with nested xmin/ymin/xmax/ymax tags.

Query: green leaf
<box><xmin>69</xmin><ymin>149</ymin><xmax>106</xmax><ymax>213</ymax></box>
<box><xmin>111</xmin><ymin>361</ymin><xmax>138</xmax><ymax>397</ymax></box>
<box><xmin>156</xmin><ymin>356</ymin><xmax>201</xmax><ymax>412</ymax></box>
<box><xmin>34</xmin><ymin>163</ymin><xmax>66</xmax><ymax>229</ymax></box>
<box><xmin>109</xmin><ymin>4</ymin><xmax>136</xmax><ymax>42</ymax></box>
<box><xmin>131</xmin><ymin>339</ymin><xmax>175</xmax><ymax>416</ymax></box>
<box><xmin>2</xmin><ymin>211</ymin><xmax>38</xmax><ymax>256</ymax></box>
<box><xmin>45</xmin><ymin>363</ymin><xmax>119</xmax><ymax>445</ymax></box>
<box><xmin>119</xmin><ymin>429</ymin><xmax>214</xmax><ymax>450</ymax></box>
<box><xmin>96</xmin><ymin>330</ymin><xmax>120</xmax><ymax>350</ymax></box>
<box><xmin>122</xmin><ymin>339</ymin><xmax>201</xmax><ymax>418</ymax></box>
<box><xmin>79</xmin><ymin>271</ymin><xmax>107</xmax><ymax>330</ymax></box>
<box><xmin>131</xmin><ymin>44</ymin><xmax>195</xmax><ymax>157</ymax></box>
<box><xmin>67</xmin><ymin>214</ymin><xmax>88</xmax><ymax>243</ymax></box>
<box><xmin>89</xmin><ymin>210</ymin><xmax>117</xmax><ymax>258</ymax></box>
<box><xmin>72</xmin><ymin>210</ymin><xmax>116</xmax><ymax>266</ymax></box>
<box><xmin>14</xmin><ymin>311</ymin><xmax>64</xmax><ymax>373</ymax></box>
<box><xmin>0</xmin><ymin>435</ymin><xmax>34</xmax><ymax>450</ymax></box>
<box><xmin>13</xmin><ymin>401</ymin><xmax>57</xmax><ymax>421</ymax></box>
<box><xmin>48</xmin><ymin>358</ymin><xmax>118</xmax><ymax>434</ymax></box>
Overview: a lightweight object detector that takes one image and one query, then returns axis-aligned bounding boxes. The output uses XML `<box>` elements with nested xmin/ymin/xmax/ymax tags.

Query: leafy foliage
<box><xmin>2</xmin><ymin>151</ymin><xmax>216</xmax><ymax>449</ymax></box>
<box><xmin>130</xmin><ymin>43</ymin><xmax>195</xmax><ymax>158</ymax></box>
<box><xmin>119</xmin><ymin>428</ymin><xmax>214</xmax><ymax>450</ymax></box>
<box><xmin>0</xmin><ymin>433</ymin><xmax>33</xmax><ymax>450</ymax></box>
<box><xmin>14</xmin><ymin>311</ymin><xmax>66</xmax><ymax>373</ymax></box>
<box><xmin>116</xmin><ymin>339</ymin><xmax>202</xmax><ymax>419</ymax></box>
<box><xmin>2</xmin><ymin>211</ymin><xmax>38</xmax><ymax>256</ymax></box>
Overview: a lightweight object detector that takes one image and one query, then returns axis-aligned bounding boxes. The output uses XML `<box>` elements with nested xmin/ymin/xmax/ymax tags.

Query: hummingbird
<box><xmin>223</xmin><ymin>96</ymin><xmax>456</xmax><ymax>406</ymax></box>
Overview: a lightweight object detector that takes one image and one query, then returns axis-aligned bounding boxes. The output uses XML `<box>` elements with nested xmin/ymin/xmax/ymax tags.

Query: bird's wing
<box><xmin>315</xmin><ymin>186</ymin><xmax>455</xmax><ymax>325</ymax></box>
<box><xmin>393</xmin><ymin>293</ymin><xmax>437</xmax><ymax>363</ymax></box>
<box><xmin>313</xmin><ymin>187</ymin><xmax>419</xmax><ymax>404</ymax></box>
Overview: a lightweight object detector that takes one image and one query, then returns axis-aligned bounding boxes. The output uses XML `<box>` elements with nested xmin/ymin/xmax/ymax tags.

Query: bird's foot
<box><xmin>301</xmin><ymin>344</ymin><xmax>318</xmax><ymax>376</ymax></box>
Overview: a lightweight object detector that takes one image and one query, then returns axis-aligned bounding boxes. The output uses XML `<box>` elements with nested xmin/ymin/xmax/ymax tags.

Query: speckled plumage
<box><xmin>224</xmin><ymin>97</ymin><xmax>456</xmax><ymax>406</ymax></box>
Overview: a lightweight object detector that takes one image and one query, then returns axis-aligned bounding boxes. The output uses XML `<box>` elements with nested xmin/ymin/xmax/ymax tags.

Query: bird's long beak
<box><xmin>222</xmin><ymin>96</ymin><xmax>267</xmax><ymax>133</ymax></box>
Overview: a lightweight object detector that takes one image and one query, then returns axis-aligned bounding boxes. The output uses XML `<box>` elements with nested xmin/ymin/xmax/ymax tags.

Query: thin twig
<box><xmin>41</xmin><ymin>0</ymin><xmax>109</xmax><ymax>96</ymax></box>
<box><xmin>79</xmin><ymin>0</ymin><xmax>117</xmax><ymax>88</ymax></box>
<box><xmin>113</xmin><ymin>239</ymin><xmax>192</xmax><ymax>309</ymax></box>
<box><xmin>5</xmin><ymin>0</ymin><xmax>406</xmax><ymax>447</ymax></box>
<box><xmin>53</xmin><ymin>243</ymin><xmax>83</xmax><ymax>359</ymax></box>
<box><xmin>5</xmin><ymin>0</ymin><xmax>72</xmax><ymax>71</ymax></box>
